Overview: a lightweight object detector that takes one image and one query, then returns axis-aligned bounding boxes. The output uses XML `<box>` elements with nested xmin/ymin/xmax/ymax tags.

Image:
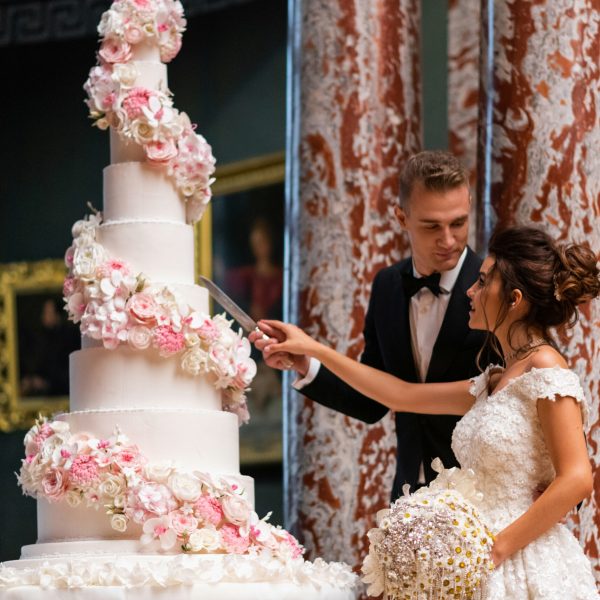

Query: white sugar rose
<box><xmin>130</xmin><ymin>120</ymin><xmax>155</xmax><ymax>145</ymax></box>
<box><xmin>112</xmin><ymin>62</ymin><xmax>138</xmax><ymax>87</ymax></box>
<box><xmin>221</xmin><ymin>494</ymin><xmax>251</xmax><ymax>526</ymax></box>
<box><xmin>65</xmin><ymin>490</ymin><xmax>83</xmax><ymax>508</ymax></box>
<box><xmin>127</xmin><ymin>325</ymin><xmax>152</xmax><ymax>350</ymax></box>
<box><xmin>181</xmin><ymin>347</ymin><xmax>208</xmax><ymax>376</ymax></box>
<box><xmin>188</xmin><ymin>527</ymin><xmax>221</xmax><ymax>552</ymax></box>
<box><xmin>99</xmin><ymin>474</ymin><xmax>124</xmax><ymax>498</ymax></box>
<box><xmin>73</xmin><ymin>244</ymin><xmax>106</xmax><ymax>281</ymax></box>
<box><xmin>144</xmin><ymin>461</ymin><xmax>175</xmax><ymax>484</ymax></box>
<box><xmin>111</xmin><ymin>514</ymin><xmax>128</xmax><ymax>533</ymax></box>
<box><xmin>168</xmin><ymin>472</ymin><xmax>202</xmax><ymax>502</ymax></box>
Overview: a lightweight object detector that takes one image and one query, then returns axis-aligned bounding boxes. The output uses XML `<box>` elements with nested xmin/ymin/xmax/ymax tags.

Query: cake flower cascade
<box><xmin>84</xmin><ymin>0</ymin><xmax>215</xmax><ymax>224</ymax></box>
<box><xmin>64</xmin><ymin>213</ymin><xmax>255</xmax><ymax>423</ymax></box>
<box><xmin>18</xmin><ymin>417</ymin><xmax>303</xmax><ymax>559</ymax></box>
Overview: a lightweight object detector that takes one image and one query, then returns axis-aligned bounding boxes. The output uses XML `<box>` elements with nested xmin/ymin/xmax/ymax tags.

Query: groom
<box><xmin>252</xmin><ymin>151</ymin><xmax>491</xmax><ymax>500</ymax></box>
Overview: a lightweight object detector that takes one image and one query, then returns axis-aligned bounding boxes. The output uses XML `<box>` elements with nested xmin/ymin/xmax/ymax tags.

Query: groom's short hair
<box><xmin>399</xmin><ymin>151</ymin><xmax>469</xmax><ymax>209</ymax></box>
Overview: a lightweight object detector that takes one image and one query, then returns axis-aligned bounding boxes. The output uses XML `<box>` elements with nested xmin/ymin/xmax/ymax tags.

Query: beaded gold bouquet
<box><xmin>362</xmin><ymin>459</ymin><xmax>495</xmax><ymax>599</ymax></box>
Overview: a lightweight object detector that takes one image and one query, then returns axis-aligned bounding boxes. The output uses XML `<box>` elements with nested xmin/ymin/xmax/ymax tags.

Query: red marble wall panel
<box><xmin>448</xmin><ymin>0</ymin><xmax>481</xmax><ymax>249</ymax></box>
<box><xmin>288</xmin><ymin>0</ymin><xmax>422</xmax><ymax>589</ymax></box>
<box><xmin>480</xmin><ymin>0</ymin><xmax>600</xmax><ymax>581</ymax></box>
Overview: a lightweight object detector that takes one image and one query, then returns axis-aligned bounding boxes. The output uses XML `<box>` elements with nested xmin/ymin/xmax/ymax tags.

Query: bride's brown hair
<box><xmin>479</xmin><ymin>226</ymin><xmax>600</xmax><ymax>365</ymax></box>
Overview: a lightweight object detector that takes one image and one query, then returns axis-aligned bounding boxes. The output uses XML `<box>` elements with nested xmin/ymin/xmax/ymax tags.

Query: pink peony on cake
<box><xmin>0</xmin><ymin>2</ymin><xmax>355</xmax><ymax>599</ymax></box>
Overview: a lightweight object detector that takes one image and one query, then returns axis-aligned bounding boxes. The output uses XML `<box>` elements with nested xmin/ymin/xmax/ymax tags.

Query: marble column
<box><xmin>478</xmin><ymin>0</ymin><xmax>600</xmax><ymax>578</ymax></box>
<box><xmin>285</xmin><ymin>0</ymin><xmax>421</xmax><ymax>580</ymax></box>
<box><xmin>448</xmin><ymin>0</ymin><xmax>481</xmax><ymax>249</ymax></box>
<box><xmin>448</xmin><ymin>0</ymin><xmax>480</xmax><ymax>186</ymax></box>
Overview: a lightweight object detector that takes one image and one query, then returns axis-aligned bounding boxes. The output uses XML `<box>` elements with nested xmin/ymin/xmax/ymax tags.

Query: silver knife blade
<box><xmin>199</xmin><ymin>276</ymin><xmax>261</xmax><ymax>334</ymax></box>
<box><xmin>199</xmin><ymin>276</ymin><xmax>294</xmax><ymax>367</ymax></box>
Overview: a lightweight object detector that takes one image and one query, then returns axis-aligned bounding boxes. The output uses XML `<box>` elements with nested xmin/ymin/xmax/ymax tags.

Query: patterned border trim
<box><xmin>0</xmin><ymin>0</ymin><xmax>254</xmax><ymax>47</ymax></box>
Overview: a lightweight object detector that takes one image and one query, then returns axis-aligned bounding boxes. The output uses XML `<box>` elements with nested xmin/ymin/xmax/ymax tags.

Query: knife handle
<box><xmin>253</xmin><ymin>327</ymin><xmax>294</xmax><ymax>369</ymax></box>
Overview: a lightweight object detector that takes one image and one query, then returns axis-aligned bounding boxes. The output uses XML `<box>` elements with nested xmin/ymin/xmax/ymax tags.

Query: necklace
<box><xmin>504</xmin><ymin>338</ymin><xmax>549</xmax><ymax>363</ymax></box>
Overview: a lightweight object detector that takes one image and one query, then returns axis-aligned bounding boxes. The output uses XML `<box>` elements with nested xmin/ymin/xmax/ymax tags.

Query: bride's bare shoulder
<box><xmin>529</xmin><ymin>345</ymin><xmax>568</xmax><ymax>370</ymax></box>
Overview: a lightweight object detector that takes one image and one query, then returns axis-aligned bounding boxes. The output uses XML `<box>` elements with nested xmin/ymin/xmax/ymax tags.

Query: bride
<box><xmin>260</xmin><ymin>226</ymin><xmax>600</xmax><ymax>599</ymax></box>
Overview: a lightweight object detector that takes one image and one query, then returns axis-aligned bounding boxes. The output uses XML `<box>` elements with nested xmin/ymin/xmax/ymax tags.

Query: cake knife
<box><xmin>199</xmin><ymin>276</ymin><xmax>294</xmax><ymax>368</ymax></box>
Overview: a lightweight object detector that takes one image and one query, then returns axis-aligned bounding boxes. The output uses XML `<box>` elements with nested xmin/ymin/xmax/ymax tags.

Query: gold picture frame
<box><xmin>195</xmin><ymin>151</ymin><xmax>285</xmax><ymax>281</ymax></box>
<box><xmin>0</xmin><ymin>259</ymin><xmax>74</xmax><ymax>432</ymax></box>
<box><xmin>195</xmin><ymin>151</ymin><xmax>286</xmax><ymax>465</ymax></box>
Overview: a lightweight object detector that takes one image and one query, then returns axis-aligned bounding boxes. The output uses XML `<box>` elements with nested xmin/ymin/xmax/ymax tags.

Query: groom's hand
<box><xmin>249</xmin><ymin>324</ymin><xmax>310</xmax><ymax>376</ymax></box>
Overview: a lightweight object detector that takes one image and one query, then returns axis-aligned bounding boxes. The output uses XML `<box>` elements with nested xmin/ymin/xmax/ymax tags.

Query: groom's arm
<box><xmin>299</xmin><ymin>273</ymin><xmax>390</xmax><ymax>424</ymax></box>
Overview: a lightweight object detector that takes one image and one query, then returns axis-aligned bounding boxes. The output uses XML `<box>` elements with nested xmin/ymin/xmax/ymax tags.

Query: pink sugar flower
<box><xmin>135</xmin><ymin>482</ymin><xmax>178</xmax><ymax>516</ymax></box>
<box><xmin>145</xmin><ymin>139</ymin><xmax>178</xmax><ymax>164</ymax></box>
<box><xmin>69</xmin><ymin>455</ymin><xmax>100</xmax><ymax>486</ymax></box>
<box><xmin>122</xmin><ymin>87</ymin><xmax>153</xmax><ymax>119</ymax></box>
<box><xmin>41</xmin><ymin>467</ymin><xmax>69</xmax><ymax>501</ymax></box>
<box><xmin>63</xmin><ymin>276</ymin><xmax>76</xmax><ymax>297</ymax></box>
<box><xmin>168</xmin><ymin>510</ymin><xmax>199</xmax><ymax>537</ymax></box>
<box><xmin>126</xmin><ymin>293</ymin><xmax>158</xmax><ymax>325</ymax></box>
<box><xmin>219</xmin><ymin>523</ymin><xmax>250</xmax><ymax>555</ymax></box>
<box><xmin>113</xmin><ymin>447</ymin><xmax>145</xmax><ymax>472</ymax></box>
<box><xmin>193</xmin><ymin>495</ymin><xmax>224</xmax><ymax>526</ymax></box>
<box><xmin>281</xmin><ymin>531</ymin><xmax>304</xmax><ymax>559</ymax></box>
<box><xmin>99</xmin><ymin>36</ymin><xmax>132</xmax><ymax>64</ymax></box>
<box><xmin>97</xmin><ymin>259</ymin><xmax>130</xmax><ymax>279</ymax></box>
<box><xmin>141</xmin><ymin>516</ymin><xmax>177</xmax><ymax>551</ymax></box>
<box><xmin>152</xmin><ymin>325</ymin><xmax>185</xmax><ymax>357</ymax></box>
<box><xmin>195</xmin><ymin>318</ymin><xmax>221</xmax><ymax>343</ymax></box>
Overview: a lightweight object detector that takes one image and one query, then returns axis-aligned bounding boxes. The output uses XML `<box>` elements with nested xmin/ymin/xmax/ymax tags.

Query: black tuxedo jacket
<box><xmin>302</xmin><ymin>247</ymin><xmax>492</xmax><ymax>500</ymax></box>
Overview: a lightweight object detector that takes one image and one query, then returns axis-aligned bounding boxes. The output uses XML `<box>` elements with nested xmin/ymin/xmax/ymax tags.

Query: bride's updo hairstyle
<box><xmin>485</xmin><ymin>226</ymin><xmax>600</xmax><ymax>357</ymax></box>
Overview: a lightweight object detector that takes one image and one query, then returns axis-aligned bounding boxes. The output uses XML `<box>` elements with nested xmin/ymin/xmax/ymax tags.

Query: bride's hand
<box><xmin>259</xmin><ymin>320</ymin><xmax>319</xmax><ymax>358</ymax></box>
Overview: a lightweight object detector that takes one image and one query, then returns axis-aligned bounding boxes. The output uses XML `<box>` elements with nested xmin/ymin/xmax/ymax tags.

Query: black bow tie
<box><xmin>402</xmin><ymin>271</ymin><xmax>442</xmax><ymax>297</ymax></box>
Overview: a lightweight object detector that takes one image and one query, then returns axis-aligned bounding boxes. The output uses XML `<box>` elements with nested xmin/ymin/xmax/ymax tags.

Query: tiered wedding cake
<box><xmin>0</xmin><ymin>1</ymin><xmax>355</xmax><ymax>598</ymax></box>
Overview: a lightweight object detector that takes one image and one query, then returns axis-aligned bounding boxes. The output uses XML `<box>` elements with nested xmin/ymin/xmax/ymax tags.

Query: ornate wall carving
<box><xmin>479</xmin><ymin>0</ymin><xmax>600</xmax><ymax>580</ymax></box>
<box><xmin>286</xmin><ymin>0</ymin><xmax>421</xmax><ymax>590</ymax></box>
<box><xmin>0</xmin><ymin>0</ymin><xmax>252</xmax><ymax>46</ymax></box>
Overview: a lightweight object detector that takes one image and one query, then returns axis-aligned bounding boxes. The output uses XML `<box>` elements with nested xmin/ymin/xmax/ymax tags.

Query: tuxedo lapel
<box><xmin>426</xmin><ymin>248</ymin><xmax>482</xmax><ymax>383</ymax></box>
<box><xmin>386</xmin><ymin>261</ymin><xmax>418</xmax><ymax>382</ymax></box>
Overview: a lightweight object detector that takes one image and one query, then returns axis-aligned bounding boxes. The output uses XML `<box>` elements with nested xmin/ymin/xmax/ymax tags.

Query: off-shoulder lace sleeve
<box><xmin>517</xmin><ymin>367</ymin><xmax>589</xmax><ymax>429</ymax></box>
<box><xmin>468</xmin><ymin>364</ymin><xmax>502</xmax><ymax>400</ymax></box>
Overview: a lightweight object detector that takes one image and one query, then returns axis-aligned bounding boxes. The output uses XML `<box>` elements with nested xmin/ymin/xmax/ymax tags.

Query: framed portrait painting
<box><xmin>0</xmin><ymin>260</ymin><xmax>79</xmax><ymax>431</ymax></box>
<box><xmin>196</xmin><ymin>152</ymin><xmax>285</xmax><ymax>465</ymax></box>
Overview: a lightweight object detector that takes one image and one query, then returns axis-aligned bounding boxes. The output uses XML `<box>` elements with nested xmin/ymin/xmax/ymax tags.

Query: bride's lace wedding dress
<box><xmin>452</xmin><ymin>366</ymin><xmax>599</xmax><ymax>599</ymax></box>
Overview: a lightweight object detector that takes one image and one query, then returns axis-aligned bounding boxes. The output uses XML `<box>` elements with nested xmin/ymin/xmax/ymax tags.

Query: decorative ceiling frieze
<box><xmin>0</xmin><ymin>0</ymin><xmax>255</xmax><ymax>46</ymax></box>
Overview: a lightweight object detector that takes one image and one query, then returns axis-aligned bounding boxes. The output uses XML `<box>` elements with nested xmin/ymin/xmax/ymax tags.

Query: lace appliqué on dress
<box><xmin>508</xmin><ymin>366</ymin><xmax>589</xmax><ymax>431</ymax></box>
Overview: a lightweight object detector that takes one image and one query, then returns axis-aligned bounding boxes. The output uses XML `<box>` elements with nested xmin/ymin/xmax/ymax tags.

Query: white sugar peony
<box><xmin>168</xmin><ymin>472</ymin><xmax>202</xmax><ymax>503</ymax></box>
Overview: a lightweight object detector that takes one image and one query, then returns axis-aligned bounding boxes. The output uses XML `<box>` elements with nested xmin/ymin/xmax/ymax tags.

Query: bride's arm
<box><xmin>260</xmin><ymin>320</ymin><xmax>475</xmax><ymax>416</ymax></box>
<box><xmin>491</xmin><ymin>393</ymin><xmax>592</xmax><ymax>566</ymax></box>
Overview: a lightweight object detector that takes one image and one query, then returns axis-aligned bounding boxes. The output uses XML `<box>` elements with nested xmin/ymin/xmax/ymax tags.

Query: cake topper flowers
<box><xmin>85</xmin><ymin>0</ymin><xmax>216</xmax><ymax>224</ymax></box>
<box><xmin>98</xmin><ymin>0</ymin><xmax>187</xmax><ymax>64</ymax></box>
<box><xmin>64</xmin><ymin>213</ymin><xmax>255</xmax><ymax>423</ymax></box>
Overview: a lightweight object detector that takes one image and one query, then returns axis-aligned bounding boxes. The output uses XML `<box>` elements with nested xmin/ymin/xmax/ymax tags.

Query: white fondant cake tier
<box><xmin>55</xmin><ymin>409</ymin><xmax>241</xmax><ymax>473</ymax></box>
<box><xmin>104</xmin><ymin>162</ymin><xmax>185</xmax><ymax>222</ymax></box>
<box><xmin>37</xmin><ymin>472</ymin><xmax>255</xmax><ymax>543</ymax></box>
<box><xmin>70</xmin><ymin>345</ymin><xmax>221</xmax><ymax>412</ymax></box>
<box><xmin>97</xmin><ymin>220</ymin><xmax>195</xmax><ymax>284</ymax></box>
<box><xmin>0</xmin><ymin>553</ymin><xmax>355</xmax><ymax>600</ymax></box>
